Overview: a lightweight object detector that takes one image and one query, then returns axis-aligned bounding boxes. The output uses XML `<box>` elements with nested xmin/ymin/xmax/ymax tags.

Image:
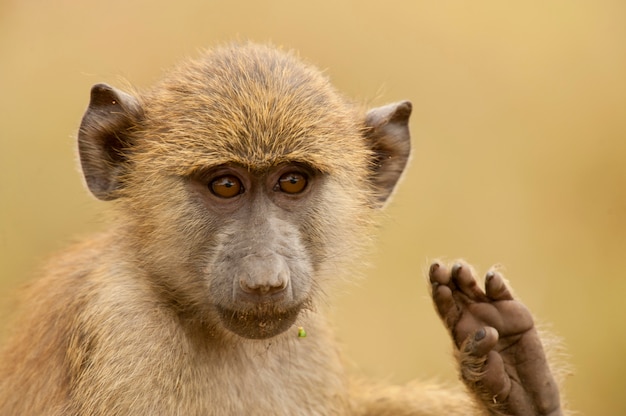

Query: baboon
<box><xmin>0</xmin><ymin>43</ymin><xmax>567</xmax><ymax>415</ymax></box>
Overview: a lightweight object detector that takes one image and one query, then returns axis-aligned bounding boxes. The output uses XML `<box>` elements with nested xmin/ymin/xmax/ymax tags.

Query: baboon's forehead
<box><xmin>135</xmin><ymin>44</ymin><xmax>368</xmax><ymax>174</ymax></box>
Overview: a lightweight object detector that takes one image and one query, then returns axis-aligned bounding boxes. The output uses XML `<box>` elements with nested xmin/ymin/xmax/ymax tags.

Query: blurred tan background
<box><xmin>1</xmin><ymin>1</ymin><xmax>625</xmax><ymax>414</ymax></box>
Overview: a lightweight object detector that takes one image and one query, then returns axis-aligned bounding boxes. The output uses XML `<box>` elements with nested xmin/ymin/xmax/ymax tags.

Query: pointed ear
<box><xmin>364</xmin><ymin>100</ymin><xmax>412</xmax><ymax>207</ymax></box>
<box><xmin>78</xmin><ymin>83</ymin><xmax>143</xmax><ymax>201</ymax></box>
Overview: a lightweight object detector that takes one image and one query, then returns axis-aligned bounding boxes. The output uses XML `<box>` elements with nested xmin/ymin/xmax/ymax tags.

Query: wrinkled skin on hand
<box><xmin>429</xmin><ymin>261</ymin><xmax>562</xmax><ymax>416</ymax></box>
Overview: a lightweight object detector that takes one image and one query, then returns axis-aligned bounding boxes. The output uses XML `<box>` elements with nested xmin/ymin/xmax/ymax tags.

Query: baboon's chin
<box><xmin>216</xmin><ymin>304</ymin><xmax>301</xmax><ymax>339</ymax></box>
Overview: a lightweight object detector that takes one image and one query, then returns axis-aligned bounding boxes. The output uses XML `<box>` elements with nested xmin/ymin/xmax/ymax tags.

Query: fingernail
<box><xmin>474</xmin><ymin>328</ymin><xmax>486</xmax><ymax>341</ymax></box>
<box><xmin>486</xmin><ymin>271</ymin><xmax>495</xmax><ymax>281</ymax></box>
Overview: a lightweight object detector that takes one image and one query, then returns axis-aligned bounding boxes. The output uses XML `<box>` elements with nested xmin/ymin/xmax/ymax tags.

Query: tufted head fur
<box><xmin>77</xmin><ymin>42</ymin><xmax>412</xmax><ymax>340</ymax></box>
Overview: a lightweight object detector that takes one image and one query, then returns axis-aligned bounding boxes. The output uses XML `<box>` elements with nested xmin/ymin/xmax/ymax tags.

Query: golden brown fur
<box><xmin>0</xmin><ymin>43</ymin><xmax>567</xmax><ymax>415</ymax></box>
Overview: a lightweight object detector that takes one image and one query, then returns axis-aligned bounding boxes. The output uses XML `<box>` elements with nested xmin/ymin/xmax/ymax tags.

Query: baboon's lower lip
<box><xmin>216</xmin><ymin>304</ymin><xmax>302</xmax><ymax>339</ymax></box>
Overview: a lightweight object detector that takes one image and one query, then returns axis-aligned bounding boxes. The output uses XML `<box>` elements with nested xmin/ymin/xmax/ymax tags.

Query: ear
<box><xmin>78</xmin><ymin>83</ymin><xmax>143</xmax><ymax>201</ymax></box>
<box><xmin>364</xmin><ymin>100</ymin><xmax>412</xmax><ymax>207</ymax></box>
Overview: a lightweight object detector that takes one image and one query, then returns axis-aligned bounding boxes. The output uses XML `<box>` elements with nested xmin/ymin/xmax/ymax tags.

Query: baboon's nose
<box><xmin>239</xmin><ymin>275</ymin><xmax>288</xmax><ymax>296</ymax></box>
<box><xmin>237</xmin><ymin>253</ymin><xmax>290</xmax><ymax>300</ymax></box>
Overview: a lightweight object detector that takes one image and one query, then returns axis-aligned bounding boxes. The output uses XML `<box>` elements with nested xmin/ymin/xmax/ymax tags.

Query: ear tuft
<box><xmin>364</xmin><ymin>100</ymin><xmax>412</xmax><ymax>207</ymax></box>
<box><xmin>78</xmin><ymin>83</ymin><xmax>143</xmax><ymax>201</ymax></box>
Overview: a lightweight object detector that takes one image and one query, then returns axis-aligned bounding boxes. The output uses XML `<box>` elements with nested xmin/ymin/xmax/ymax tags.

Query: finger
<box><xmin>451</xmin><ymin>262</ymin><xmax>489</xmax><ymax>302</ymax></box>
<box><xmin>431</xmin><ymin>284</ymin><xmax>460</xmax><ymax>328</ymax></box>
<box><xmin>465</xmin><ymin>326</ymin><xmax>499</xmax><ymax>357</ymax></box>
<box><xmin>428</xmin><ymin>261</ymin><xmax>450</xmax><ymax>285</ymax></box>
<box><xmin>485</xmin><ymin>271</ymin><xmax>514</xmax><ymax>301</ymax></box>
<box><xmin>480</xmin><ymin>350</ymin><xmax>511</xmax><ymax>402</ymax></box>
<box><xmin>459</xmin><ymin>328</ymin><xmax>505</xmax><ymax>394</ymax></box>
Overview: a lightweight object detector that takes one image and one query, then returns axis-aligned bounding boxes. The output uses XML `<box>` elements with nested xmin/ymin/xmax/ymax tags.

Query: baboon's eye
<box><xmin>277</xmin><ymin>172</ymin><xmax>308</xmax><ymax>194</ymax></box>
<box><xmin>210</xmin><ymin>175</ymin><xmax>243</xmax><ymax>198</ymax></box>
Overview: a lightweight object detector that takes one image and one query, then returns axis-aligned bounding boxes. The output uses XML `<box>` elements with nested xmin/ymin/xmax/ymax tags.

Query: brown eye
<box><xmin>277</xmin><ymin>172</ymin><xmax>307</xmax><ymax>194</ymax></box>
<box><xmin>210</xmin><ymin>175</ymin><xmax>243</xmax><ymax>198</ymax></box>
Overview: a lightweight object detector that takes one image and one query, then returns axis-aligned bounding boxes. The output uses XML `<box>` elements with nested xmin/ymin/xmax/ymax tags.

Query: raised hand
<box><xmin>429</xmin><ymin>261</ymin><xmax>562</xmax><ymax>416</ymax></box>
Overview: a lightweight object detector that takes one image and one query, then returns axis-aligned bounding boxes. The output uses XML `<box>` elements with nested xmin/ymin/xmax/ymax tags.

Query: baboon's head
<box><xmin>78</xmin><ymin>43</ymin><xmax>411</xmax><ymax>339</ymax></box>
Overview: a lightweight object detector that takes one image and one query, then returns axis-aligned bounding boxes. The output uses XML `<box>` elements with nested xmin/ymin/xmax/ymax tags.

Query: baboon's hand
<box><xmin>429</xmin><ymin>261</ymin><xmax>562</xmax><ymax>416</ymax></box>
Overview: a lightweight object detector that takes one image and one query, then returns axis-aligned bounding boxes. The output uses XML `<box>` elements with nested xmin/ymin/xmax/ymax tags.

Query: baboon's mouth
<box><xmin>216</xmin><ymin>304</ymin><xmax>302</xmax><ymax>339</ymax></box>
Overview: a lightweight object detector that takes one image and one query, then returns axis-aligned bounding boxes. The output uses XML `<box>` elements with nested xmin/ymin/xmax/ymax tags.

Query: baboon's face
<box><xmin>185</xmin><ymin>163</ymin><xmax>321</xmax><ymax>339</ymax></box>
<box><xmin>77</xmin><ymin>44</ymin><xmax>411</xmax><ymax>340</ymax></box>
<box><xmin>131</xmin><ymin>119</ymin><xmax>367</xmax><ymax>340</ymax></box>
